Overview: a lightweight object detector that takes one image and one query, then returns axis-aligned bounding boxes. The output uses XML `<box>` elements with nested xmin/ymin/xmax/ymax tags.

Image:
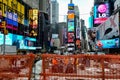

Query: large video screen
<box><xmin>0</xmin><ymin>32</ymin><xmax>36</xmax><ymax>50</ymax></box>
<box><xmin>96</xmin><ymin>38</ymin><xmax>119</xmax><ymax>49</ymax></box>
<box><xmin>17</xmin><ymin>36</ymin><xmax>36</xmax><ymax>50</ymax></box>
<box><xmin>0</xmin><ymin>33</ymin><xmax>13</xmax><ymax>45</ymax></box>
<box><xmin>68</xmin><ymin>32</ymin><xmax>74</xmax><ymax>43</ymax></box>
<box><xmin>94</xmin><ymin>3</ymin><xmax>110</xmax><ymax>25</ymax></box>
<box><xmin>68</xmin><ymin>21</ymin><xmax>74</xmax><ymax>32</ymax></box>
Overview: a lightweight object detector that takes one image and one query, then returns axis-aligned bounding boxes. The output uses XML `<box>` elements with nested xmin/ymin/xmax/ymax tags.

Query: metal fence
<box><xmin>0</xmin><ymin>54</ymin><xmax>35</xmax><ymax>80</ymax></box>
<box><xmin>40</xmin><ymin>54</ymin><xmax>120</xmax><ymax>80</ymax></box>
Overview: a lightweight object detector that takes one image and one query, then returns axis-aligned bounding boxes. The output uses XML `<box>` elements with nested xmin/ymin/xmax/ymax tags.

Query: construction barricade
<box><xmin>40</xmin><ymin>54</ymin><xmax>120</xmax><ymax>80</ymax></box>
<box><xmin>0</xmin><ymin>54</ymin><xmax>35</xmax><ymax>80</ymax></box>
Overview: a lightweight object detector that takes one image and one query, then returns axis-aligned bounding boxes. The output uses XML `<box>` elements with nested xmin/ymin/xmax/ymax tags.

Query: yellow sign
<box><xmin>17</xmin><ymin>2</ymin><xmax>21</xmax><ymax>12</ymax></box>
<box><xmin>12</xmin><ymin>0</ymin><xmax>17</xmax><ymax>10</ymax></box>
<box><xmin>2</xmin><ymin>4</ymin><xmax>7</xmax><ymax>17</ymax></box>
<box><xmin>29</xmin><ymin>9</ymin><xmax>38</xmax><ymax>28</ymax></box>
<box><xmin>3</xmin><ymin>0</ymin><xmax>7</xmax><ymax>5</ymax></box>
<box><xmin>8</xmin><ymin>0</ymin><xmax>12</xmax><ymax>7</ymax></box>
<box><xmin>21</xmin><ymin>5</ymin><xmax>25</xmax><ymax>14</ymax></box>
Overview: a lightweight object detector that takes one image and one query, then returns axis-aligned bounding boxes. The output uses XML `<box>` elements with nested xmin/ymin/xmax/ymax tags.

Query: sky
<box><xmin>57</xmin><ymin>0</ymin><xmax>94</xmax><ymax>28</ymax></box>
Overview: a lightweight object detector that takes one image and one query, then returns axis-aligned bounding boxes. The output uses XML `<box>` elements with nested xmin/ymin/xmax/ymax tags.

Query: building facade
<box><xmin>50</xmin><ymin>0</ymin><xmax>59</xmax><ymax>24</ymax></box>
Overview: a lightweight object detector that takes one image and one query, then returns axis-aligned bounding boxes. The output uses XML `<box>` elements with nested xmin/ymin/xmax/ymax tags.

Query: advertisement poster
<box><xmin>68</xmin><ymin>32</ymin><xmax>74</xmax><ymax>43</ymax></box>
<box><xmin>96</xmin><ymin>38</ymin><xmax>119</xmax><ymax>48</ymax></box>
<box><xmin>94</xmin><ymin>3</ymin><xmax>110</xmax><ymax>24</ymax></box>
<box><xmin>0</xmin><ymin>33</ymin><xmax>13</xmax><ymax>45</ymax></box>
<box><xmin>0</xmin><ymin>33</ymin><xmax>36</xmax><ymax>50</ymax></box>
<box><xmin>68</xmin><ymin>21</ymin><xmax>74</xmax><ymax>32</ymax></box>
<box><xmin>96</xmin><ymin>13</ymin><xmax>119</xmax><ymax>40</ymax></box>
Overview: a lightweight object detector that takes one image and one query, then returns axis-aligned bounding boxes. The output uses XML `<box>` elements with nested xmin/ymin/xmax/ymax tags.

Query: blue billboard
<box><xmin>0</xmin><ymin>33</ymin><xmax>36</xmax><ymax>50</ymax></box>
<box><xmin>0</xmin><ymin>33</ymin><xmax>13</xmax><ymax>45</ymax></box>
<box><xmin>96</xmin><ymin>38</ymin><xmax>119</xmax><ymax>49</ymax></box>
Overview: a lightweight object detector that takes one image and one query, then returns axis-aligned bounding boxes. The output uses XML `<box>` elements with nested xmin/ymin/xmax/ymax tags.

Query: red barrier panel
<box><xmin>40</xmin><ymin>54</ymin><xmax>120</xmax><ymax>80</ymax></box>
<box><xmin>0</xmin><ymin>54</ymin><xmax>35</xmax><ymax>80</ymax></box>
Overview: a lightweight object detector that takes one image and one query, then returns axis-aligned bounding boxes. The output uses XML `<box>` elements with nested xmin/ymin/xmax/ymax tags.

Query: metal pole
<box><xmin>3</xmin><ymin>34</ymin><xmax>5</xmax><ymax>55</ymax></box>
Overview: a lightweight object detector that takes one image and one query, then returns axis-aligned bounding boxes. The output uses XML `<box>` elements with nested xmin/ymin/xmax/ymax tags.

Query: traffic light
<box><xmin>0</xmin><ymin>21</ymin><xmax>8</xmax><ymax>35</ymax></box>
<box><xmin>1</xmin><ymin>21</ymin><xmax>6</xmax><ymax>28</ymax></box>
<box><xmin>1</xmin><ymin>28</ymin><xmax>8</xmax><ymax>35</ymax></box>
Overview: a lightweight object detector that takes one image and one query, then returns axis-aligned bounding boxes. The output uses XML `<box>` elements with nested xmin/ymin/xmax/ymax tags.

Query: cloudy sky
<box><xmin>57</xmin><ymin>0</ymin><xmax>94</xmax><ymax>28</ymax></box>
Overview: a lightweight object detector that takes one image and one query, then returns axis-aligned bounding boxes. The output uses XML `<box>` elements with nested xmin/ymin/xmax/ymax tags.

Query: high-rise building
<box><xmin>80</xmin><ymin>19</ymin><xmax>88</xmax><ymax>52</ymax></box>
<box><xmin>22</xmin><ymin>0</ymin><xmax>39</xmax><ymax>9</ymax></box>
<box><xmin>50</xmin><ymin>0</ymin><xmax>59</xmax><ymax>24</ymax></box>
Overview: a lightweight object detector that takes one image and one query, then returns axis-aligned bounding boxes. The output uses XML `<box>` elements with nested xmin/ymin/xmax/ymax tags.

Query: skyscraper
<box><xmin>50</xmin><ymin>0</ymin><xmax>59</xmax><ymax>24</ymax></box>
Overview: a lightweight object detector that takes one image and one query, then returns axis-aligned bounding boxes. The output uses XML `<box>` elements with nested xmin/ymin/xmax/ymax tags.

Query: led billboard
<box><xmin>94</xmin><ymin>3</ymin><xmax>110</xmax><ymax>24</ymax></box>
<box><xmin>96</xmin><ymin>38</ymin><xmax>119</xmax><ymax>49</ymax></box>
<box><xmin>0</xmin><ymin>33</ymin><xmax>13</xmax><ymax>45</ymax></box>
<box><xmin>68</xmin><ymin>3</ymin><xmax>74</xmax><ymax>10</ymax></box>
<box><xmin>68</xmin><ymin>32</ymin><xmax>74</xmax><ymax>43</ymax></box>
<box><xmin>96</xmin><ymin>13</ymin><xmax>119</xmax><ymax>40</ymax></box>
<box><xmin>0</xmin><ymin>32</ymin><xmax>36</xmax><ymax>50</ymax></box>
<box><xmin>68</xmin><ymin>21</ymin><xmax>74</xmax><ymax>32</ymax></box>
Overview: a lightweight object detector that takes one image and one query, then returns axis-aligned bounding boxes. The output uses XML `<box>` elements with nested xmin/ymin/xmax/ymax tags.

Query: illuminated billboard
<box><xmin>96</xmin><ymin>13</ymin><xmax>119</xmax><ymax>40</ymax></box>
<box><xmin>0</xmin><ymin>32</ymin><xmax>36</xmax><ymax>50</ymax></box>
<box><xmin>29</xmin><ymin>9</ymin><xmax>38</xmax><ymax>28</ymax></box>
<box><xmin>94</xmin><ymin>3</ymin><xmax>110</xmax><ymax>24</ymax></box>
<box><xmin>68</xmin><ymin>13</ymin><xmax>74</xmax><ymax>19</ymax></box>
<box><xmin>29</xmin><ymin>9</ymin><xmax>38</xmax><ymax>36</ymax></box>
<box><xmin>68</xmin><ymin>32</ymin><xmax>74</xmax><ymax>43</ymax></box>
<box><xmin>0</xmin><ymin>33</ymin><xmax>13</xmax><ymax>45</ymax></box>
<box><xmin>5</xmin><ymin>12</ymin><xmax>18</xmax><ymax>30</ymax></box>
<box><xmin>68</xmin><ymin>21</ymin><xmax>74</xmax><ymax>32</ymax></box>
<box><xmin>68</xmin><ymin>3</ymin><xmax>74</xmax><ymax>10</ymax></box>
<box><xmin>96</xmin><ymin>38</ymin><xmax>119</xmax><ymax>49</ymax></box>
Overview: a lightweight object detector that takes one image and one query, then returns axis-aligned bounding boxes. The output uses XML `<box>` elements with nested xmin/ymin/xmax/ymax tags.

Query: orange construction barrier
<box><xmin>40</xmin><ymin>54</ymin><xmax>120</xmax><ymax>80</ymax></box>
<box><xmin>0</xmin><ymin>54</ymin><xmax>35</xmax><ymax>80</ymax></box>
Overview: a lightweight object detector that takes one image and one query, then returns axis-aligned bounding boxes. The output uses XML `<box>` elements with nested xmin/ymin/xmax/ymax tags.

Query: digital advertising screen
<box><xmin>5</xmin><ymin>11</ymin><xmax>18</xmax><ymax>30</ymax></box>
<box><xmin>0</xmin><ymin>32</ymin><xmax>13</xmax><ymax>45</ymax></box>
<box><xmin>68</xmin><ymin>3</ymin><xmax>74</xmax><ymax>10</ymax></box>
<box><xmin>94</xmin><ymin>3</ymin><xmax>110</xmax><ymax>25</ymax></box>
<box><xmin>0</xmin><ymin>32</ymin><xmax>37</xmax><ymax>50</ymax></box>
<box><xmin>29</xmin><ymin>9</ymin><xmax>38</xmax><ymax>29</ymax></box>
<box><xmin>68</xmin><ymin>21</ymin><xmax>74</xmax><ymax>32</ymax></box>
<box><xmin>68</xmin><ymin>13</ymin><xmax>74</xmax><ymax>19</ymax></box>
<box><xmin>18</xmin><ymin>36</ymin><xmax>36</xmax><ymax>50</ymax></box>
<box><xmin>68</xmin><ymin>32</ymin><xmax>74</xmax><ymax>43</ymax></box>
<box><xmin>96</xmin><ymin>38</ymin><xmax>119</xmax><ymax>49</ymax></box>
